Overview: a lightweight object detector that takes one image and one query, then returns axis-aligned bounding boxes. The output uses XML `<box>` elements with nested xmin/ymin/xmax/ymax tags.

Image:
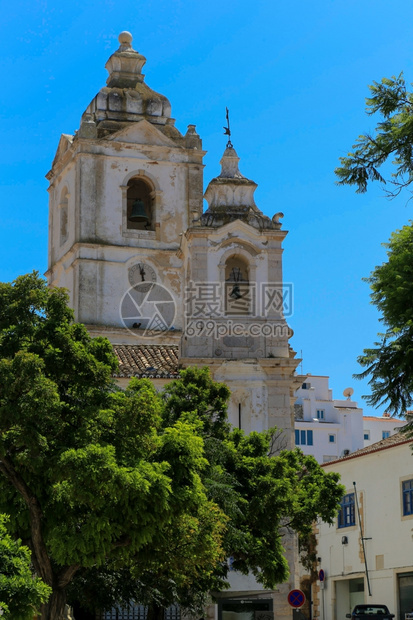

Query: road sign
<box><xmin>319</xmin><ymin>569</ymin><xmax>325</xmax><ymax>582</ymax></box>
<box><xmin>288</xmin><ymin>589</ymin><xmax>306</xmax><ymax>608</ymax></box>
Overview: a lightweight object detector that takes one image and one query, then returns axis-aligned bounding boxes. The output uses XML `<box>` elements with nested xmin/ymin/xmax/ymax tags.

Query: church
<box><xmin>46</xmin><ymin>31</ymin><xmax>304</xmax><ymax>620</ymax></box>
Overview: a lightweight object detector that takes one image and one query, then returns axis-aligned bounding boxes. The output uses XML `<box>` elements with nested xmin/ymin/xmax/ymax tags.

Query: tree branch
<box><xmin>111</xmin><ymin>535</ymin><xmax>132</xmax><ymax>549</ymax></box>
<box><xmin>57</xmin><ymin>564</ymin><xmax>81</xmax><ymax>589</ymax></box>
<box><xmin>0</xmin><ymin>456</ymin><xmax>54</xmax><ymax>585</ymax></box>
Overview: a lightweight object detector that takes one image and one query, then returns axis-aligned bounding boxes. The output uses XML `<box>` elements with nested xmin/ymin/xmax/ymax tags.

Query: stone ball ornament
<box><xmin>119</xmin><ymin>31</ymin><xmax>133</xmax><ymax>45</ymax></box>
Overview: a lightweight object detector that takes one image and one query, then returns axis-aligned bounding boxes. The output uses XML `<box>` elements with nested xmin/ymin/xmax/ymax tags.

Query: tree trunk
<box><xmin>40</xmin><ymin>588</ymin><xmax>67</xmax><ymax>620</ymax></box>
<box><xmin>147</xmin><ymin>602</ymin><xmax>165</xmax><ymax>620</ymax></box>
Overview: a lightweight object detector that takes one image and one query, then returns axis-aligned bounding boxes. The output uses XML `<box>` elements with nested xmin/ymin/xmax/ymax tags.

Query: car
<box><xmin>346</xmin><ymin>605</ymin><xmax>395</xmax><ymax>620</ymax></box>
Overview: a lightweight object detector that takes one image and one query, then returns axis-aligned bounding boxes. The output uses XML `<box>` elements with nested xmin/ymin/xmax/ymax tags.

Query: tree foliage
<box><xmin>0</xmin><ymin>514</ymin><xmax>51</xmax><ymax>619</ymax></box>
<box><xmin>355</xmin><ymin>222</ymin><xmax>413</xmax><ymax>415</ymax></box>
<box><xmin>335</xmin><ymin>73</ymin><xmax>413</xmax><ymax>197</ymax></box>
<box><xmin>70</xmin><ymin>369</ymin><xmax>344</xmax><ymax>617</ymax></box>
<box><xmin>0</xmin><ymin>273</ymin><xmax>226</xmax><ymax>620</ymax></box>
<box><xmin>163</xmin><ymin>368</ymin><xmax>344</xmax><ymax>585</ymax></box>
<box><xmin>334</xmin><ymin>72</ymin><xmax>413</xmax><ymax>416</ymax></box>
<box><xmin>0</xmin><ymin>273</ymin><xmax>344</xmax><ymax>619</ymax></box>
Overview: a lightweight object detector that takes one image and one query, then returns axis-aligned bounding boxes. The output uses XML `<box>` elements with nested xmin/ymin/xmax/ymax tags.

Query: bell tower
<box><xmin>180</xmin><ymin>141</ymin><xmax>303</xmax><ymax>619</ymax></box>
<box><xmin>46</xmin><ymin>31</ymin><xmax>203</xmax><ymax>337</ymax></box>
<box><xmin>180</xmin><ymin>142</ymin><xmax>302</xmax><ymax>435</ymax></box>
<box><xmin>46</xmin><ymin>33</ymin><xmax>304</xmax><ymax>620</ymax></box>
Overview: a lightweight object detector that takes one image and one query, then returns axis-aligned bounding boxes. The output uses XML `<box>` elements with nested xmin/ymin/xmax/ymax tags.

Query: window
<box><xmin>338</xmin><ymin>493</ymin><xmax>355</xmax><ymax>528</ymax></box>
<box><xmin>126</xmin><ymin>177</ymin><xmax>154</xmax><ymax>231</ymax></box>
<box><xmin>219</xmin><ymin>598</ymin><xmax>273</xmax><ymax>620</ymax></box>
<box><xmin>402</xmin><ymin>479</ymin><xmax>413</xmax><ymax>516</ymax></box>
<box><xmin>295</xmin><ymin>429</ymin><xmax>313</xmax><ymax>446</ymax></box>
<box><xmin>59</xmin><ymin>188</ymin><xmax>69</xmax><ymax>246</ymax></box>
<box><xmin>316</xmin><ymin>409</ymin><xmax>325</xmax><ymax>420</ymax></box>
<box><xmin>224</xmin><ymin>255</ymin><xmax>251</xmax><ymax>316</ymax></box>
<box><xmin>364</xmin><ymin>431</ymin><xmax>370</xmax><ymax>440</ymax></box>
<box><xmin>329</xmin><ymin>434</ymin><xmax>336</xmax><ymax>443</ymax></box>
<box><xmin>302</xmin><ymin>382</ymin><xmax>310</xmax><ymax>390</ymax></box>
<box><xmin>382</xmin><ymin>430</ymin><xmax>390</xmax><ymax>439</ymax></box>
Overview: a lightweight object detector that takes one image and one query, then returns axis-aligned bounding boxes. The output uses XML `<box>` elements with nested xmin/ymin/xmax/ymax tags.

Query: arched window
<box><xmin>126</xmin><ymin>178</ymin><xmax>154</xmax><ymax>231</ymax></box>
<box><xmin>224</xmin><ymin>255</ymin><xmax>251</xmax><ymax>315</ymax></box>
<box><xmin>59</xmin><ymin>188</ymin><xmax>69</xmax><ymax>246</ymax></box>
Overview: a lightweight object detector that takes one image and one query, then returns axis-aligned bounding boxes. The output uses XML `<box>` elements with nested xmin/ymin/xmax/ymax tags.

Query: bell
<box><xmin>129</xmin><ymin>198</ymin><xmax>150</xmax><ymax>225</ymax></box>
<box><xmin>229</xmin><ymin>284</ymin><xmax>242</xmax><ymax>299</ymax></box>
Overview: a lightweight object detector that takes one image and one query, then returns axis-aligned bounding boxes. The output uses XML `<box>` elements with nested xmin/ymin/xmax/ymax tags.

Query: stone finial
<box><xmin>105</xmin><ymin>31</ymin><xmax>147</xmax><ymax>88</ymax></box>
<box><xmin>185</xmin><ymin>124</ymin><xmax>202</xmax><ymax>149</ymax></box>
<box><xmin>204</xmin><ymin>144</ymin><xmax>257</xmax><ymax>211</ymax></box>
<box><xmin>218</xmin><ymin>145</ymin><xmax>245</xmax><ymax>179</ymax></box>
<box><xmin>118</xmin><ymin>31</ymin><xmax>133</xmax><ymax>51</ymax></box>
<box><xmin>78</xmin><ymin>113</ymin><xmax>97</xmax><ymax>139</ymax></box>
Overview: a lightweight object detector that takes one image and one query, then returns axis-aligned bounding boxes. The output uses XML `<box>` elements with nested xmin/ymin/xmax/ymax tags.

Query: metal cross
<box><xmin>223</xmin><ymin>107</ymin><xmax>233</xmax><ymax>148</ymax></box>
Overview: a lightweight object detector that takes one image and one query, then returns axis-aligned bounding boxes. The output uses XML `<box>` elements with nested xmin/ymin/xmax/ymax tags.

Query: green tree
<box><xmin>335</xmin><ymin>73</ymin><xmax>413</xmax><ymax>197</ymax></box>
<box><xmin>162</xmin><ymin>368</ymin><xmax>344</xmax><ymax>585</ymax></box>
<box><xmin>0</xmin><ymin>514</ymin><xmax>51</xmax><ymax>619</ymax></box>
<box><xmin>355</xmin><ymin>222</ymin><xmax>413</xmax><ymax>415</ymax></box>
<box><xmin>0</xmin><ymin>273</ymin><xmax>226</xmax><ymax>620</ymax></box>
<box><xmin>334</xmin><ymin>73</ymin><xmax>413</xmax><ymax>416</ymax></box>
<box><xmin>69</xmin><ymin>368</ymin><xmax>344</xmax><ymax>618</ymax></box>
<box><xmin>0</xmin><ymin>274</ymin><xmax>344</xmax><ymax>619</ymax></box>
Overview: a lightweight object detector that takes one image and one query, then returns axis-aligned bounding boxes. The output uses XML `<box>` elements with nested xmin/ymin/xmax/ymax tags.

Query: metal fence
<box><xmin>100</xmin><ymin>604</ymin><xmax>180</xmax><ymax>620</ymax></box>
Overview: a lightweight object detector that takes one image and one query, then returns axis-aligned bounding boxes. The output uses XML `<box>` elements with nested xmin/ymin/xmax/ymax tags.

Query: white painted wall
<box><xmin>295</xmin><ymin>375</ymin><xmax>364</xmax><ymax>463</ymax></box>
<box><xmin>315</xmin><ymin>438</ymin><xmax>413</xmax><ymax>620</ymax></box>
<box><xmin>294</xmin><ymin>376</ymin><xmax>406</xmax><ymax>464</ymax></box>
<box><xmin>363</xmin><ymin>415</ymin><xmax>406</xmax><ymax>446</ymax></box>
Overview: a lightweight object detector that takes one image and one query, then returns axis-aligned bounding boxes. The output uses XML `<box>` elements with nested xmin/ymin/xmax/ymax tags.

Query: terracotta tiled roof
<box><xmin>363</xmin><ymin>415</ymin><xmax>405</xmax><ymax>422</ymax></box>
<box><xmin>112</xmin><ymin>344</ymin><xmax>180</xmax><ymax>379</ymax></box>
<box><xmin>322</xmin><ymin>430</ymin><xmax>412</xmax><ymax>467</ymax></box>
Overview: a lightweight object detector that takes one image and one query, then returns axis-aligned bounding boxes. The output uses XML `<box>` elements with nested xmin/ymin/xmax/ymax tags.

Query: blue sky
<box><xmin>1</xmin><ymin>0</ymin><xmax>413</xmax><ymax>415</ymax></box>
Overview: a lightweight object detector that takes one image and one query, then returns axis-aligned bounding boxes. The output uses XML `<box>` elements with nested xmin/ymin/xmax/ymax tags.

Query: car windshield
<box><xmin>354</xmin><ymin>607</ymin><xmax>388</xmax><ymax>615</ymax></box>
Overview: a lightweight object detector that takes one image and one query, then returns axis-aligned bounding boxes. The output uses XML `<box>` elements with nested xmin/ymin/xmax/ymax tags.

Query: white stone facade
<box><xmin>312</xmin><ymin>435</ymin><xmax>413</xmax><ymax>620</ymax></box>
<box><xmin>46</xmin><ymin>31</ymin><xmax>304</xmax><ymax>620</ymax></box>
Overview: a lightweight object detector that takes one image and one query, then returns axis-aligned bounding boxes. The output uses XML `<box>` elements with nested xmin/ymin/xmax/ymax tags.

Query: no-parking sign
<box><xmin>288</xmin><ymin>589</ymin><xmax>306</xmax><ymax>608</ymax></box>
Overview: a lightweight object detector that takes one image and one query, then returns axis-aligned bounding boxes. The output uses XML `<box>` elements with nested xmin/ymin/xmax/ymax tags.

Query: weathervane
<box><xmin>223</xmin><ymin>107</ymin><xmax>233</xmax><ymax>148</ymax></box>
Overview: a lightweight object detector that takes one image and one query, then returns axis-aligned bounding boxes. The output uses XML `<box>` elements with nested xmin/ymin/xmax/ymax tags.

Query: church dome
<box><xmin>81</xmin><ymin>32</ymin><xmax>181</xmax><ymax>140</ymax></box>
<box><xmin>202</xmin><ymin>144</ymin><xmax>282</xmax><ymax>230</ymax></box>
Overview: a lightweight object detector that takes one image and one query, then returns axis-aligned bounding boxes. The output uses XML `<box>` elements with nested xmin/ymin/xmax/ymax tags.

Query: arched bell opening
<box><xmin>224</xmin><ymin>255</ymin><xmax>251</xmax><ymax>316</ymax></box>
<box><xmin>126</xmin><ymin>178</ymin><xmax>154</xmax><ymax>230</ymax></box>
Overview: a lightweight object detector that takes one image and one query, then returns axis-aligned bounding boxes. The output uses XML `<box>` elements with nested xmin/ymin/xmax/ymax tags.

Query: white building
<box><xmin>294</xmin><ymin>375</ymin><xmax>405</xmax><ymax>463</ymax></box>
<box><xmin>363</xmin><ymin>413</ymin><xmax>406</xmax><ymax>447</ymax></box>
<box><xmin>311</xmin><ymin>433</ymin><xmax>413</xmax><ymax>620</ymax></box>
<box><xmin>294</xmin><ymin>375</ymin><xmax>364</xmax><ymax>463</ymax></box>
